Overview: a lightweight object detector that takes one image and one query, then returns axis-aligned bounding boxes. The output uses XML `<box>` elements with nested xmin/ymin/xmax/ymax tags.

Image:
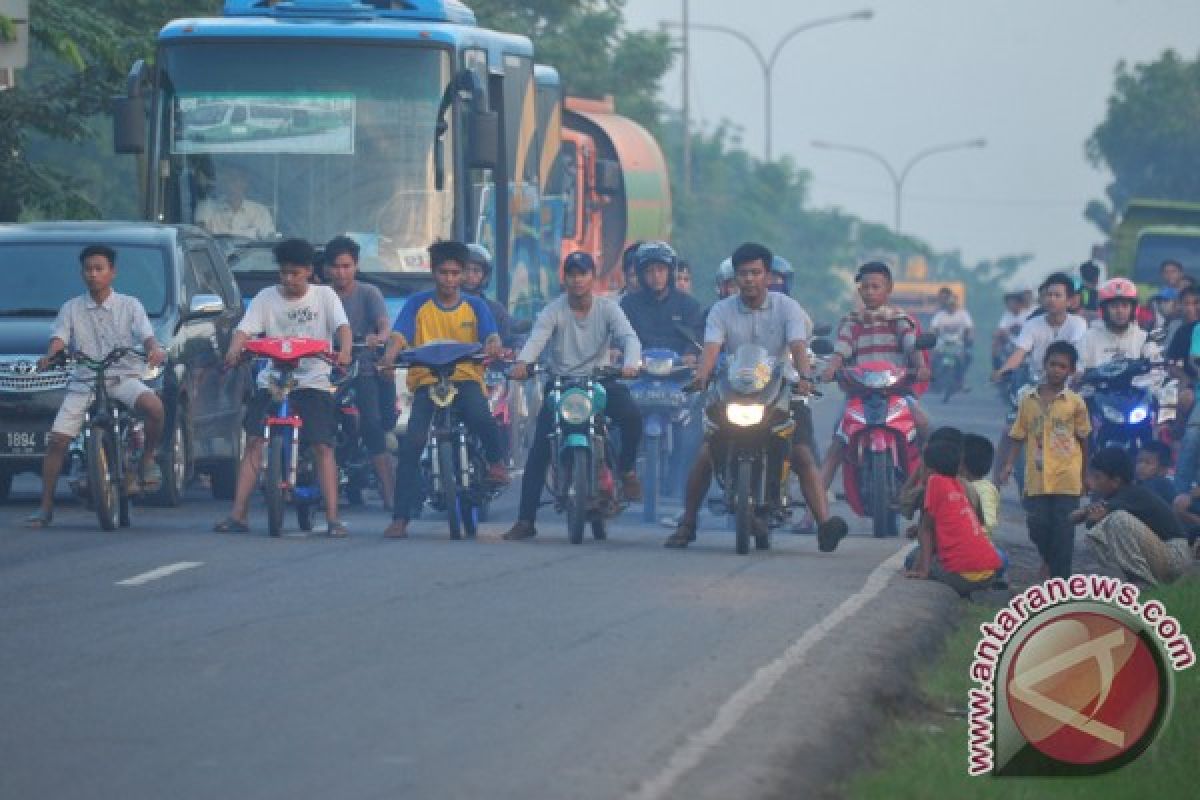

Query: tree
<box><xmin>0</xmin><ymin>1</ymin><xmax>219</xmax><ymax>221</ymax></box>
<box><xmin>470</xmin><ymin>0</ymin><xmax>672</xmax><ymax>127</ymax></box>
<box><xmin>1086</xmin><ymin>49</ymin><xmax>1200</xmax><ymax>230</ymax></box>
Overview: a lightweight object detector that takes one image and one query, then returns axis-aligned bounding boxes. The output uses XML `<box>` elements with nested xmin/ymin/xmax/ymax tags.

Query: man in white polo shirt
<box><xmin>664</xmin><ymin>242</ymin><xmax>848</xmax><ymax>553</ymax></box>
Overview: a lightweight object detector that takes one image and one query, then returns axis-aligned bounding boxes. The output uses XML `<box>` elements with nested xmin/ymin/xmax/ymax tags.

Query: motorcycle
<box><xmin>814</xmin><ymin>334</ymin><xmax>934</xmax><ymax>538</ymax></box>
<box><xmin>932</xmin><ymin>330</ymin><xmax>967</xmax><ymax>402</ymax></box>
<box><xmin>628</xmin><ymin>348</ymin><xmax>695</xmax><ymax>523</ymax></box>
<box><xmin>1080</xmin><ymin>356</ymin><xmax>1165</xmax><ymax>455</ymax></box>
<box><xmin>333</xmin><ymin>342</ymin><xmax>380</xmax><ymax>507</ymax></box>
<box><xmin>397</xmin><ymin>341</ymin><xmax>499</xmax><ymax>539</ymax></box>
<box><xmin>535</xmin><ymin>365</ymin><xmax>623</xmax><ymax>545</ymax></box>
<box><xmin>242</xmin><ymin>337</ymin><xmax>337</xmax><ymax>536</ymax></box>
<box><xmin>704</xmin><ymin>343</ymin><xmax>803</xmax><ymax>555</ymax></box>
<box><xmin>55</xmin><ymin>348</ymin><xmax>151</xmax><ymax>531</ymax></box>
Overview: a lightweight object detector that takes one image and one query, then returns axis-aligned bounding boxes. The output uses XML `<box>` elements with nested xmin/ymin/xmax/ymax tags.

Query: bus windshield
<box><xmin>158</xmin><ymin>42</ymin><xmax>454</xmax><ymax>272</ymax></box>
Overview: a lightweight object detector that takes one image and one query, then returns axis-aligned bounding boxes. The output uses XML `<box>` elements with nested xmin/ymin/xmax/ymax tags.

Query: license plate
<box><xmin>0</xmin><ymin>429</ymin><xmax>51</xmax><ymax>456</ymax></box>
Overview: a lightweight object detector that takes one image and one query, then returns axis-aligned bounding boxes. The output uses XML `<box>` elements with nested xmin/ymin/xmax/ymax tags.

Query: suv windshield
<box><xmin>0</xmin><ymin>243</ymin><xmax>169</xmax><ymax>316</ymax></box>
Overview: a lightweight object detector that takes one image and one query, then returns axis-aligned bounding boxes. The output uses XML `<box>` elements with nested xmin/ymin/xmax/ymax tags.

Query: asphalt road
<box><xmin>0</xmin><ymin>387</ymin><xmax>1009</xmax><ymax>800</ymax></box>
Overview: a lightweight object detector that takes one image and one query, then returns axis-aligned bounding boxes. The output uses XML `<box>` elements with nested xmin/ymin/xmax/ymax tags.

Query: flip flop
<box><xmin>24</xmin><ymin>510</ymin><xmax>52</xmax><ymax>529</ymax></box>
<box><xmin>140</xmin><ymin>462</ymin><xmax>163</xmax><ymax>493</ymax></box>
<box><xmin>213</xmin><ymin>517</ymin><xmax>250</xmax><ymax>534</ymax></box>
<box><xmin>327</xmin><ymin>520</ymin><xmax>349</xmax><ymax>538</ymax></box>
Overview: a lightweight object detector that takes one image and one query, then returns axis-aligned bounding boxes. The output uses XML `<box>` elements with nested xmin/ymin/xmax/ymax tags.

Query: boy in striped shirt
<box><xmin>819</xmin><ymin>261</ymin><xmax>930</xmax><ymax>490</ymax></box>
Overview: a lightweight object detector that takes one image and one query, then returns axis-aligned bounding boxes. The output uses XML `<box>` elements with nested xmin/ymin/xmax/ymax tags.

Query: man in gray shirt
<box><xmin>502</xmin><ymin>252</ymin><xmax>643</xmax><ymax>540</ymax></box>
<box><xmin>325</xmin><ymin>235</ymin><xmax>395</xmax><ymax>510</ymax></box>
<box><xmin>664</xmin><ymin>242</ymin><xmax>848</xmax><ymax>552</ymax></box>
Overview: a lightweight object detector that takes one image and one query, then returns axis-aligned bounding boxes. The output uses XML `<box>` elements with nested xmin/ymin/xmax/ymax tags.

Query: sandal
<box><xmin>817</xmin><ymin>516</ymin><xmax>849</xmax><ymax>553</ymax></box>
<box><xmin>664</xmin><ymin>521</ymin><xmax>697</xmax><ymax>549</ymax></box>
<box><xmin>213</xmin><ymin>517</ymin><xmax>250</xmax><ymax>534</ymax></box>
<box><xmin>140</xmin><ymin>462</ymin><xmax>163</xmax><ymax>493</ymax></box>
<box><xmin>24</xmin><ymin>510</ymin><xmax>53</xmax><ymax>529</ymax></box>
<box><xmin>327</xmin><ymin>520</ymin><xmax>349</xmax><ymax>538</ymax></box>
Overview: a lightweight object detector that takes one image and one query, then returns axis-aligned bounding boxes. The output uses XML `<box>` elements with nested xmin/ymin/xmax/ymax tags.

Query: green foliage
<box><xmin>470</xmin><ymin>0</ymin><xmax>671</xmax><ymax>128</ymax></box>
<box><xmin>0</xmin><ymin>1</ymin><xmax>220</xmax><ymax>222</ymax></box>
<box><xmin>1087</xmin><ymin>49</ymin><xmax>1200</xmax><ymax>230</ymax></box>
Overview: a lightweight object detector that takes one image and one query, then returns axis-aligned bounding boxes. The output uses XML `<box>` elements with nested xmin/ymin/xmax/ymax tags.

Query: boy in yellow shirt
<box><xmin>997</xmin><ymin>341</ymin><xmax>1091</xmax><ymax>579</ymax></box>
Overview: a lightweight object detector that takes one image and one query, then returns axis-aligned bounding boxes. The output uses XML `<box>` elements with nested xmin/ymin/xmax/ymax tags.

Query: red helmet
<box><xmin>1098</xmin><ymin>277</ymin><xmax>1138</xmax><ymax>303</ymax></box>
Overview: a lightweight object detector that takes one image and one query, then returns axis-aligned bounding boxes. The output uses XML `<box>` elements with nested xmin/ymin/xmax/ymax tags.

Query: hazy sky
<box><xmin>623</xmin><ymin>0</ymin><xmax>1200</xmax><ymax>283</ymax></box>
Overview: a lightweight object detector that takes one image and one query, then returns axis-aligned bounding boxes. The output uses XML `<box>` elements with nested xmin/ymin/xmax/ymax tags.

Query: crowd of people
<box><xmin>23</xmin><ymin>239</ymin><xmax>1198</xmax><ymax>593</ymax></box>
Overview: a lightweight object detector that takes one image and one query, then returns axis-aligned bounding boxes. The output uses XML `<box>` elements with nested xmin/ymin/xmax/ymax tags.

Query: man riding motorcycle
<box><xmin>620</xmin><ymin>241</ymin><xmax>705</xmax><ymax>358</ymax></box>
<box><xmin>1080</xmin><ymin>277</ymin><xmax>1158</xmax><ymax>369</ymax></box>
<box><xmin>463</xmin><ymin>244</ymin><xmax>516</xmax><ymax>347</ymax></box>
<box><xmin>929</xmin><ymin>286</ymin><xmax>974</xmax><ymax>395</ymax></box>
<box><xmin>665</xmin><ymin>242</ymin><xmax>848</xmax><ymax>551</ymax></box>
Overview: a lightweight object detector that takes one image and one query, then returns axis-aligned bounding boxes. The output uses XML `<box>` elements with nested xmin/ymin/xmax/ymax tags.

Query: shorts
<box><xmin>244</xmin><ymin>388</ymin><xmax>337</xmax><ymax>446</ymax></box>
<box><xmin>833</xmin><ymin>393</ymin><xmax>918</xmax><ymax>442</ymax></box>
<box><xmin>52</xmin><ymin>379</ymin><xmax>152</xmax><ymax>438</ymax></box>
<box><xmin>790</xmin><ymin>400</ymin><xmax>816</xmax><ymax>449</ymax></box>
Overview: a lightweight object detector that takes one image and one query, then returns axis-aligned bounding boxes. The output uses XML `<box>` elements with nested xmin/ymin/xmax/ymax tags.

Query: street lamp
<box><xmin>811</xmin><ymin>137</ymin><xmax>987</xmax><ymax>233</ymax></box>
<box><xmin>664</xmin><ymin>10</ymin><xmax>873</xmax><ymax>162</ymax></box>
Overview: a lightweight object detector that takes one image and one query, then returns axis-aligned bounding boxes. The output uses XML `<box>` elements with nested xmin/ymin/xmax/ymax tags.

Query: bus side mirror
<box><xmin>468</xmin><ymin>110</ymin><xmax>499</xmax><ymax>170</ymax></box>
<box><xmin>112</xmin><ymin>59</ymin><xmax>147</xmax><ymax>155</ymax></box>
<box><xmin>113</xmin><ymin>96</ymin><xmax>145</xmax><ymax>154</ymax></box>
<box><xmin>596</xmin><ymin>159</ymin><xmax>621</xmax><ymax>196</ymax></box>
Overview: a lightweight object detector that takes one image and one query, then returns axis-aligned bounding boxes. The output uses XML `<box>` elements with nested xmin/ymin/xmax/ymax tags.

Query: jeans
<box><xmin>1024</xmin><ymin>494</ymin><xmax>1079</xmax><ymax>579</ymax></box>
<box><xmin>393</xmin><ymin>381</ymin><xmax>500</xmax><ymax>521</ymax></box>
<box><xmin>1175</xmin><ymin>397</ymin><xmax>1200</xmax><ymax>494</ymax></box>
<box><xmin>352</xmin><ymin>373</ymin><xmax>394</xmax><ymax>457</ymax></box>
<box><xmin>517</xmin><ymin>379</ymin><xmax>642</xmax><ymax>522</ymax></box>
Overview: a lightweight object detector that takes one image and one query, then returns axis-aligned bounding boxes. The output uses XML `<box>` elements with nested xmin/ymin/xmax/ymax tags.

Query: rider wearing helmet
<box><xmin>463</xmin><ymin>244</ymin><xmax>515</xmax><ymax>346</ymax></box>
<box><xmin>715</xmin><ymin>257</ymin><xmax>736</xmax><ymax>300</ymax></box>
<box><xmin>621</xmin><ymin>241</ymin><xmax>643</xmax><ymax>296</ymax></box>
<box><xmin>768</xmin><ymin>255</ymin><xmax>794</xmax><ymax>295</ymax></box>
<box><xmin>1080</xmin><ymin>277</ymin><xmax>1157</xmax><ymax>369</ymax></box>
<box><xmin>620</xmin><ymin>241</ymin><xmax>705</xmax><ymax>358</ymax></box>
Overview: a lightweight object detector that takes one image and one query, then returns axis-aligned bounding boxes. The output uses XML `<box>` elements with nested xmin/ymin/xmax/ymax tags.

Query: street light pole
<box><xmin>811</xmin><ymin>137</ymin><xmax>987</xmax><ymax>233</ymax></box>
<box><xmin>664</xmin><ymin>10</ymin><xmax>872</xmax><ymax>162</ymax></box>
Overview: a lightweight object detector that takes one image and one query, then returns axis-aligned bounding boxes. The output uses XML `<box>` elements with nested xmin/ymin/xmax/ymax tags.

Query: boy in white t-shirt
<box><xmin>993</xmin><ymin>272</ymin><xmax>1088</xmax><ymax>382</ymax></box>
<box><xmin>930</xmin><ymin>286</ymin><xmax>974</xmax><ymax>378</ymax></box>
<box><xmin>214</xmin><ymin>238</ymin><xmax>352</xmax><ymax>537</ymax></box>
<box><xmin>1079</xmin><ymin>277</ymin><xmax>1158</xmax><ymax>369</ymax></box>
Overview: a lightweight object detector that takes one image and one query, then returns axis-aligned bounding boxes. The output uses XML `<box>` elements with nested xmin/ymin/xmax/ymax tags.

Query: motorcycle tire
<box><xmin>438</xmin><ymin>439</ymin><xmax>462</xmax><ymax>540</ymax></box>
<box><xmin>642</xmin><ymin>433</ymin><xmax>660</xmax><ymax>523</ymax></box>
<box><xmin>87</xmin><ymin>425</ymin><xmax>120</xmax><ymax>532</ymax></box>
<box><xmin>567</xmin><ymin>448</ymin><xmax>589</xmax><ymax>545</ymax></box>
<box><xmin>735</xmin><ymin>459</ymin><xmax>753</xmax><ymax>555</ymax></box>
<box><xmin>265</xmin><ymin>433</ymin><xmax>286</xmax><ymax>537</ymax></box>
<box><xmin>868</xmin><ymin>451</ymin><xmax>897</xmax><ymax>538</ymax></box>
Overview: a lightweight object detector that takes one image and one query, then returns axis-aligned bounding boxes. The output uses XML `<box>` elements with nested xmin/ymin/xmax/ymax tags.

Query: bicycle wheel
<box><xmin>87</xmin><ymin>426</ymin><xmax>120</xmax><ymax>531</ymax></box>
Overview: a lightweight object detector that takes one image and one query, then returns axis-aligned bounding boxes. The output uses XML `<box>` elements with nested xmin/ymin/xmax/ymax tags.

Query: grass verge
<box><xmin>844</xmin><ymin>577</ymin><xmax>1200</xmax><ymax>799</ymax></box>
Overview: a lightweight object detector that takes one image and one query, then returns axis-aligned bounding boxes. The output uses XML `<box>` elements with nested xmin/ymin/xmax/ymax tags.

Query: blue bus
<box><xmin>114</xmin><ymin>0</ymin><xmax>560</xmax><ymax>315</ymax></box>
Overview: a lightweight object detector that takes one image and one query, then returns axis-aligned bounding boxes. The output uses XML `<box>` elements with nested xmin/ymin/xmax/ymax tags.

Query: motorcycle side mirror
<box><xmin>809</xmin><ymin>337</ymin><xmax>835</xmax><ymax>356</ymax></box>
<box><xmin>915</xmin><ymin>332</ymin><xmax>938</xmax><ymax>351</ymax></box>
<box><xmin>812</xmin><ymin>323</ymin><xmax>833</xmax><ymax>338</ymax></box>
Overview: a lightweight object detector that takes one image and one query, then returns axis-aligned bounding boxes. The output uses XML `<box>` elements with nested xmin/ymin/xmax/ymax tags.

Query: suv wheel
<box><xmin>210</xmin><ymin>428</ymin><xmax>244</xmax><ymax>501</ymax></box>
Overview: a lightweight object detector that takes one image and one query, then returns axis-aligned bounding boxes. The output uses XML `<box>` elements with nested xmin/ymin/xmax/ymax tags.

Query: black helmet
<box><xmin>634</xmin><ymin>240</ymin><xmax>678</xmax><ymax>288</ymax></box>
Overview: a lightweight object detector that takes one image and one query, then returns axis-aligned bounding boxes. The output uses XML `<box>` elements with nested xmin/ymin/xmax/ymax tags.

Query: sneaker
<box><xmin>817</xmin><ymin>516</ymin><xmax>849</xmax><ymax>553</ymax></box>
<box><xmin>621</xmin><ymin>471</ymin><xmax>643</xmax><ymax>502</ymax></box>
<box><xmin>503</xmin><ymin>520</ymin><xmax>537</xmax><ymax>540</ymax></box>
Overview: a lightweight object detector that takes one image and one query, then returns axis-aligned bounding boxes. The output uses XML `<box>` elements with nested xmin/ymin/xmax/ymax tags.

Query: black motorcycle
<box><xmin>1080</xmin><ymin>356</ymin><xmax>1163</xmax><ymax>455</ymax></box>
<box><xmin>397</xmin><ymin>341</ymin><xmax>498</xmax><ymax>539</ymax></box>
<box><xmin>704</xmin><ymin>344</ymin><xmax>802</xmax><ymax>554</ymax></box>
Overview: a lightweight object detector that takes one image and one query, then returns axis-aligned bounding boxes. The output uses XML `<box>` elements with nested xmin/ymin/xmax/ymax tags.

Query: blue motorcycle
<box><xmin>1080</xmin><ymin>357</ymin><xmax>1161</xmax><ymax>455</ymax></box>
<box><xmin>628</xmin><ymin>348</ymin><xmax>695</xmax><ymax>522</ymax></box>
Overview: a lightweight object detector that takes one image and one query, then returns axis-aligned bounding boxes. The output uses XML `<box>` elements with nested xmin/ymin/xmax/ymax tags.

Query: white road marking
<box><xmin>628</xmin><ymin>546</ymin><xmax>908</xmax><ymax>800</ymax></box>
<box><xmin>116</xmin><ymin>561</ymin><xmax>204</xmax><ymax>586</ymax></box>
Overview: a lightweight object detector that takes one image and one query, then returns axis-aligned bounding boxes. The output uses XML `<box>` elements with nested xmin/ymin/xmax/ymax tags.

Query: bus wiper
<box><xmin>0</xmin><ymin>308</ymin><xmax>58</xmax><ymax>316</ymax></box>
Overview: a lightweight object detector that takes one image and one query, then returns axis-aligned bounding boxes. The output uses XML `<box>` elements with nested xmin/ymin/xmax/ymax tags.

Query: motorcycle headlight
<box><xmin>1101</xmin><ymin>404</ymin><xmax>1126</xmax><ymax>424</ymax></box>
<box><xmin>1129</xmin><ymin>406</ymin><xmax>1149</xmax><ymax>425</ymax></box>
<box><xmin>559</xmin><ymin>389</ymin><xmax>593</xmax><ymax>424</ymax></box>
<box><xmin>726</xmin><ymin>402</ymin><xmax>765</xmax><ymax>427</ymax></box>
<box><xmin>644</xmin><ymin>355</ymin><xmax>675</xmax><ymax>377</ymax></box>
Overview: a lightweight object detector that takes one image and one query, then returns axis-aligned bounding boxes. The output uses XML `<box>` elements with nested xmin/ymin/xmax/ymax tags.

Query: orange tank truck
<box><xmin>560</xmin><ymin>96</ymin><xmax>672</xmax><ymax>292</ymax></box>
